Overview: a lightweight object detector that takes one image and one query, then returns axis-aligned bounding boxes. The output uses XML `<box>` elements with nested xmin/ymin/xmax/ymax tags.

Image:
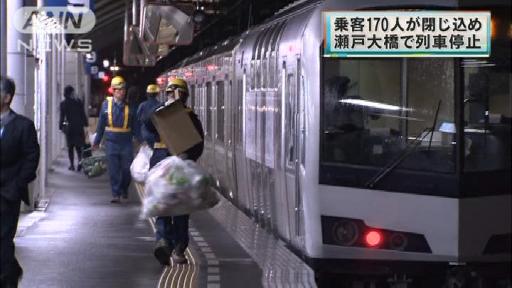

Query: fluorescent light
<box><xmin>339</xmin><ymin>99</ymin><xmax>412</xmax><ymax>111</ymax></box>
<box><xmin>464</xmin><ymin>128</ymin><xmax>490</xmax><ymax>133</ymax></box>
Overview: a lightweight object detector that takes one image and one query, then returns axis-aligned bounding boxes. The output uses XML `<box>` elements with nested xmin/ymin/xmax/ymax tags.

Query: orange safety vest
<box><xmin>105</xmin><ymin>97</ymin><xmax>131</xmax><ymax>133</ymax></box>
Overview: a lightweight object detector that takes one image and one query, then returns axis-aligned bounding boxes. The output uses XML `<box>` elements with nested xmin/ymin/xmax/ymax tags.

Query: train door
<box><xmin>214</xmin><ymin>80</ymin><xmax>228</xmax><ymax>194</ymax></box>
<box><xmin>223</xmin><ymin>79</ymin><xmax>237</xmax><ymax>201</ymax></box>
<box><xmin>283</xmin><ymin>58</ymin><xmax>304</xmax><ymax>246</ymax></box>
<box><xmin>236</xmin><ymin>73</ymin><xmax>250</xmax><ymax>211</ymax></box>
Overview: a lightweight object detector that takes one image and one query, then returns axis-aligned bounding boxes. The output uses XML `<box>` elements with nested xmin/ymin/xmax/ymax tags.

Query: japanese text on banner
<box><xmin>323</xmin><ymin>11</ymin><xmax>491</xmax><ymax>57</ymax></box>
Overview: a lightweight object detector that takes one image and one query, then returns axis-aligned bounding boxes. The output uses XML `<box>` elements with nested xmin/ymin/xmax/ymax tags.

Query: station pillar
<box><xmin>1</xmin><ymin>0</ymin><xmax>6</xmax><ymax>75</ymax></box>
<box><xmin>6</xmin><ymin>0</ymin><xmax>32</xmax><ymax>117</ymax></box>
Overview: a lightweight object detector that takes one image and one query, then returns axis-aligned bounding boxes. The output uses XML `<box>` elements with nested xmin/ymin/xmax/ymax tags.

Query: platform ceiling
<box><xmin>79</xmin><ymin>0</ymin><xmax>296</xmax><ymax>86</ymax></box>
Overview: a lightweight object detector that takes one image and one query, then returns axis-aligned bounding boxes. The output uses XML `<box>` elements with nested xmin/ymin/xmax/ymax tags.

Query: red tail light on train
<box><xmin>365</xmin><ymin>230</ymin><xmax>383</xmax><ymax>247</ymax></box>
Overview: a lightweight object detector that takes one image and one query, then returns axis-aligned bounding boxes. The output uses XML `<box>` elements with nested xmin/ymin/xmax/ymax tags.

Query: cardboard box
<box><xmin>151</xmin><ymin>101</ymin><xmax>202</xmax><ymax>155</ymax></box>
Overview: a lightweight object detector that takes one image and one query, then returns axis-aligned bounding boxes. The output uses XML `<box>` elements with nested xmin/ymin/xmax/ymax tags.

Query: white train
<box><xmin>157</xmin><ymin>0</ymin><xmax>511</xmax><ymax>286</ymax></box>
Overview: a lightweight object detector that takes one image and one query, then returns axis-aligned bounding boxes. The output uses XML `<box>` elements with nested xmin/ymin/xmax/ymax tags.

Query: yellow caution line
<box><xmin>174</xmin><ymin>261</ymin><xmax>185</xmax><ymax>287</ymax></box>
<box><xmin>186</xmin><ymin>248</ymin><xmax>197</xmax><ymax>288</ymax></box>
<box><xmin>168</xmin><ymin>260</ymin><xmax>182</xmax><ymax>287</ymax></box>
<box><xmin>135</xmin><ymin>182</ymin><xmax>197</xmax><ymax>288</ymax></box>
<box><xmin>159</xmin><ymin>267</ymin><xmax>171</xmax><ymax>288</ymax></box>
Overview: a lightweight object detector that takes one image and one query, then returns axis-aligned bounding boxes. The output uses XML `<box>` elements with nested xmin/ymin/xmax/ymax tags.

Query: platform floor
<box><xmin>15</xmin><ymin>154</ymin><xmax>315</xmax><ymax>287</ymax></box>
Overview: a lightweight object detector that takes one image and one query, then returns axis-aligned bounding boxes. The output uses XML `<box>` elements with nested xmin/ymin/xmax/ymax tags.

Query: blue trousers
<box><xmin>106</xmin><ymin>142</ymin><xmax>133</xmax><ymax>197</ymax></box>
<box><xmin>151</xmin><ymin>148</ymin><xmax>190</xmax><ymax>252</ymax></box>
<box><xmin>155</xmin><ymin>215</ymin><xmax>190</xmax><ymax>253</ymax></box>
<box><xmin>0</xmin><ymin>197</ymin><xmax>23</xmax><ymax>286</ymax></box>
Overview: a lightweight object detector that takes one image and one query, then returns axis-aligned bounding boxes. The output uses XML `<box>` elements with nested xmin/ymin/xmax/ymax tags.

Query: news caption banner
<box><xmin>323</xmin><ymin>11</ymin><xmax>491</xmax><ymax>57</ymax></box>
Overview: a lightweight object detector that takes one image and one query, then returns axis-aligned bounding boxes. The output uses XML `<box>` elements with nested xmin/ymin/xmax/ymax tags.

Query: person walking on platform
<box><xmin>93</xmin><ymin>76</ymin><xmax>140</xmax><ymax>203</ymax></box>
<box><xmin>142</xmin><ymin>78</ymin><xmax>204</xmax><ymax>265</ymax></box>
<box><xmin>0</xmin><ymin>76</ymin><xmax>40</xmax><ymax>288</ymax></box>
<box><xmin>136</xmin><ymin>84</ymin><xmax>161</xmax><ymax>147</ymax></box>
<box><xmin>59</xmin><ymin>85</ymin><xmax>88</xmax><ymax>171</ymax></box>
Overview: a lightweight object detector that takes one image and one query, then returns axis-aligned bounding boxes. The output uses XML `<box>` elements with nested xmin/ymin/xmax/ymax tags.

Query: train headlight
<box><xmin>332</xmin><ymin>220</ymin><xmax>359</xmax><ymax>246</ymax></box>
<box><xmin>389</xmin><ymin>233</ymin><xmax>408</xmax><ymax>250</ymax></box>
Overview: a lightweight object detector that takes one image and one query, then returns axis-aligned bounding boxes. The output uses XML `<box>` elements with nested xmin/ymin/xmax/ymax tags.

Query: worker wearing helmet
<box><xmin>136</xmin><ymin>84</ymin><xmax>162</xmax><ymax>146</ymax></box>
<box><xmin>141</xmin><ymin>77</ymin><xmax>204</xmax><ymax>265</ymax></box>
<box><xmin>93</xmin><ymin>76</ymin><xmax>141</xmax><ymax>203</ymax></box>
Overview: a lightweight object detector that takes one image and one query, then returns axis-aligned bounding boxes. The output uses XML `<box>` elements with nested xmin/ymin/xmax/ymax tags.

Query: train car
<box><xmin>160</xmin><ymin>0</ymin><xmax>511</xmax><ymax>286</ymax></box>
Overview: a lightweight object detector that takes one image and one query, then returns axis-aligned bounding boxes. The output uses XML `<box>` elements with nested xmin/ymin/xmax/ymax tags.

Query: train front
<box><xmin>302</xmin><ymin>0</ymin><xmax>511</xmax><ymax>285</ymax></box>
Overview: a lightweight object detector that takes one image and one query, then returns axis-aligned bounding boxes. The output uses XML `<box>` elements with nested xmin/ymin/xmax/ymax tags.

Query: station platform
<box><xmin>15</xmin><ymin>153</ymin><xmax>315</xmax><ymax>288</ymax></box>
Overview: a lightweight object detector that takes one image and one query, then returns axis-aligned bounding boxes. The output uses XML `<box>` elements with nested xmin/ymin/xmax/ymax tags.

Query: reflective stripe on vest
<box><xmin>106</xmin><ymin>97</ymin><xmax>131</xmax><ymax>133</ymax></box>
<box><xmin>153</xmin><ymin>142</ymin><xmax>167</xmax><ymax>149</ymax></box>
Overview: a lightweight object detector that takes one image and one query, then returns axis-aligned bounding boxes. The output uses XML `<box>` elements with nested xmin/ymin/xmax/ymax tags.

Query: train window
<box><xmin>224</xmin><ymin>56</ymin><xmax>230</xmax><ymax>70</ymax></box>
<box><xmin>286</xmin><ymin>73</ymin><xmax>296</xmax><ymax>169</ymax></box>
<box><xmin>196</xmin><ymin>86</ymin><xmax>202</xmax><ymax>122</ymax></box>
<box><xmin>300</xmin><ymin>73</ymin><xmax>306</xmax><ymax>167</ymax></box>
<box><xmin>461</xmin><ymin>22</ymin><xmax>512</xmax><ymax>173</ymax></box>
<box><xmin>206</xmin><ymin>82</ymin><xmax>212</xmax><ymax>139</ymax></box>
<box><xmin>250</xmin><ymin>60</ymin><xmax>255</xmax><ymax>90</ymax></box>
<box><xmin>253</xmin><ymin>32</ymin><xmax>263</xmax><ymax>90</ymax></box>
<box><xmin>189</xmin><ymin>85</ymin><xmax>195</xmax><ymax>109</ymax></box>
<box><xmin>258</xmin><ymin>27</ymin><xmax>273</xmax><ymax>89</ymax></box>
<box><xmin>269</xmin><ymin>22</ymin><xmax>285</xmax><ymax>89</ymax></box>
<box><xmin>217</xmin><ymin>57</ymin><xmax>223</xmax><ymax>70</ymax></box>
<box><xmin>217</xmin><ymin>81</ymin><xmax>225</xmax><ymax>144</ymax></box>
<box><xmin>321</xmin><ymin>57</ymin><xmax>460</xmax><ymax>194</ymax></box>
<box><xmin>269</xmin><ymin>52</ymin><xmax>276</xmax><ymax>89</ymax></box>
<box><xmin>459</xmin><ymin>9</ymin><xmax>511</xmax><ymax>196</ymax></box>
<box><xmin>237</xmin><ymin>79</ymin><xmax>243</xmax><ymax>145</ymax></box>
<box><xmin>257</xmin><ymin>58</ymin><xmax>262</xmax><ymax>89</ymax></box>
<box><xmin>262</xmin><ymin>26</ymin><xmax>276</xmax><ymax>89</ymax></box>
<box><xmin>262</xmin><ymin>53</ymin><xmax>268</xmax><ymax>88</ymax></box>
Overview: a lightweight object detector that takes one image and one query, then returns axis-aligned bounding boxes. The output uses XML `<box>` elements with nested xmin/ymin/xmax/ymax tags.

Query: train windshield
<box><xmin>320</xmin><ymin>33</ymin><xmax>510</xmax><ymax>196</ymax></box>
<box><xmin>322</xmin><ymin>58</ymin><xmax>456</xmax><ymax>169</ymax></box>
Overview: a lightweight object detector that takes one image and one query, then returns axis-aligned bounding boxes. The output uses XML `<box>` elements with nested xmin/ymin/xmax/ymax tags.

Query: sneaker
<box><xmin>77</xmin><ymin>164</ymin><xmax>82</xmax><ymax>172</ymax></box>
<box><xmin>154</xmin><ymin>240</ymin><xmax>171</xmax><ymax>266</ymax></box>
<box><xmin>110</xmin><ymin>196</ymin><xmax>120</xmax><ymax>203</ymax></box>
<box><xmin>68</xmin><ymin>165</ymin><xmax>75</xmax><ymax>171</ymax></box>
<box><xmin>172</xmin><ymin>251</ymin><xmax>188</xmax><ymax>264</ymax></box>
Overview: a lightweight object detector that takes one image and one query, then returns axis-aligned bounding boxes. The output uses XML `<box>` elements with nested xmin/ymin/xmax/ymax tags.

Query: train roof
<box><xmin>168</xmin><ymin>0</ymin><xmax>324</xmax><ymax>72</ymax></box>
<box><xmin>176</xmin><ymin>36</ymin><xmax>242</xmax><ymax>68</ymax></box>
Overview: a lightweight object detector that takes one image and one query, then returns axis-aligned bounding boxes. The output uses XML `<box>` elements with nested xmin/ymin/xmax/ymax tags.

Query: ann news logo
<box><xmin>14</xmin><ymin>0</ymin><xmax>96</xmax><ymax>34</ymax></box>
<box><xmin>13</xmin><ymin>0</ymin><xmax>96</xmax><ymax>52</ymax></box>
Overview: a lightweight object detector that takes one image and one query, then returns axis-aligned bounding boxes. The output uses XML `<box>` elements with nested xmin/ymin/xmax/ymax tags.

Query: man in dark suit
<box><xmin>0</xmin><ymin>76</ymin><xmax>40</xmax><ymax>287</ymax></box>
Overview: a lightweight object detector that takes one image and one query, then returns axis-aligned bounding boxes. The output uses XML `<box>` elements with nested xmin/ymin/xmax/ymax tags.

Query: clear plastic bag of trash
<box><xmin>130</xmin><ymin>145</ymin><xmax>153</xmax><ymax>183</ymax></box>
<box><xmin>80</xmin><ymin>147</ymin><xmax>107</xmax><ymax>178</ymax></box>
<box><xmin>142</xmin><ymin>156</ymin><xmax>220</xmax><ymax>218</ymax></box>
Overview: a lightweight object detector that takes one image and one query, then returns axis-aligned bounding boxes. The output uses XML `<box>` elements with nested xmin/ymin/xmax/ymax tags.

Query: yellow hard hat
<box><xmin>111</xmin><ymin>76</ymin><xmax>126</xmax><ymax>89</ymax></box>
<box><xmin>166</xmin><ymin>78</ymin><xmax>188</xmax><ymax>93</ymax></box>
<box><xmin>146</xmin><ymin>84</ymin><xmax>160</xmax><ymax>93</ymax></box>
